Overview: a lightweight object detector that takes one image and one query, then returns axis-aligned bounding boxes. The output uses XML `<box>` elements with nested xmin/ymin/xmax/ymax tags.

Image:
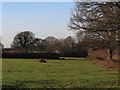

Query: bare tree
<box><xmin>0</xmin><ymin>42</ymin><xmax>4</xmax><ymax>49</ymax></box>
<box><xmin>45</xmin><ymin>36</ymin><xmax>57</xmax><ymax>44</ymax></box>
<box><xmin>63</xmin><ymin>36</ymin><xmax>75</xmax><ymax>47</ymax></box>
<box><xmin>68</xmin><ymin>2</ymin><xmax>120</xmax><ymax>31</ymax></box>
<box><xmin>30</xmin><ymin>38</ymin><xmax>47</xmax><ymax>50</ymax></box>
<box><xmin>11</xmin><ymin>31</ymin><xmax>35</xmax><ymax>48</ymax></box>
<box><xmin>69</xmin><ymin>2</ymin><xmax>120</xmax><ymax>59</ymax></box>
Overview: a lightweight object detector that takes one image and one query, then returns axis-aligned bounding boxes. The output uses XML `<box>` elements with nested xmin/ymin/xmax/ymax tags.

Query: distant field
<box><xmin>2</xmin><ymin>58</ymin><xmax>119</xmax><ymax>88</ymax></box>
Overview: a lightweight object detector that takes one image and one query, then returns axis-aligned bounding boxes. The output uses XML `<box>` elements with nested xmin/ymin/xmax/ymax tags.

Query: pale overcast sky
<box><xmin>2</xmin><ymin>2</ymin><xmax>76</xmax><ymax>48</ymax></box>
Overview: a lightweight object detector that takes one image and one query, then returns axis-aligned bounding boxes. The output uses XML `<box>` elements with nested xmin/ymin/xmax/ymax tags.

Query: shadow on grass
<box><xmin>2</xmin><ymin>85</ymin><xmax>120</xmax><ymax>90</ymax></box>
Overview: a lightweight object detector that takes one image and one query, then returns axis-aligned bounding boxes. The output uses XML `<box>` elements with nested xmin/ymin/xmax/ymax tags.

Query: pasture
<box><xmin>2</xmin><ymin>58</ymin><xmax>119</xmax><ymax>88</ymax></box>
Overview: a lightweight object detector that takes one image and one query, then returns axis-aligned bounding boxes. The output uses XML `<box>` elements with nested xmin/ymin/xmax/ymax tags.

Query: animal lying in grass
<box><xmin>39</xmin><ymin>58</ymin><xmax>47</xmax><ymax>63</ymax></box>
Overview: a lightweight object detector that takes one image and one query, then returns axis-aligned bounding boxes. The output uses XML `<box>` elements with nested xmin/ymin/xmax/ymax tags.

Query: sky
<box><xmin>2</xmin><ymin>2</ymin><xmax>75</xmax><ymax>48</ymax></box>
<box><xmin>0</xmin><ymin>2</ymin><xmax>2</xmax><ymax>38</ymax></box>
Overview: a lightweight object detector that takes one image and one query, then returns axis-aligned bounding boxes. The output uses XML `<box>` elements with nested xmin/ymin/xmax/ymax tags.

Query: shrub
<box><xmin>2</xmin><ymin>52</ymin><xmax>59</xmax><ymax>59</ymax></box>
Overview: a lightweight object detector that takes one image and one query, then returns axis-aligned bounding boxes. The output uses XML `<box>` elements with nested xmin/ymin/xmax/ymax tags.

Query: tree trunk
<box><xmin>109</xmin><ymin>49</ymin><xmax>113</xmax><ymax>59</ymax></box>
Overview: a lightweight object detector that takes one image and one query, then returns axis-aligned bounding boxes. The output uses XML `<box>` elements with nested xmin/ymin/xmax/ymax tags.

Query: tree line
<box><xmin>1</xmin><ymin>31</ymin><xmax>87</xmax><ymax>57</ymax></box>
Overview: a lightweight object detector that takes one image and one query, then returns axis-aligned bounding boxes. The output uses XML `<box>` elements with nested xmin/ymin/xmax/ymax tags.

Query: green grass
<box><xmin>2</xmin><ymin>58</ymin><xmax>119</xmax><ymax>88</ymax></box>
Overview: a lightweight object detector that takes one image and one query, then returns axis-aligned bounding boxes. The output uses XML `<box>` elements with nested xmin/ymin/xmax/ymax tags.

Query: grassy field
<box><xmin>2</xmin><ymin>58</ymin><xmax>119</xmax><ymax>88</ymax></box>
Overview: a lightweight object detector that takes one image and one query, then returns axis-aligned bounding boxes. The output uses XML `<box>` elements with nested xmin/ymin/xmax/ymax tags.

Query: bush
<box><xmin>2</xmin><ymin>52</ymin><xmax>59</xmax><ymax>59</ymax></box>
